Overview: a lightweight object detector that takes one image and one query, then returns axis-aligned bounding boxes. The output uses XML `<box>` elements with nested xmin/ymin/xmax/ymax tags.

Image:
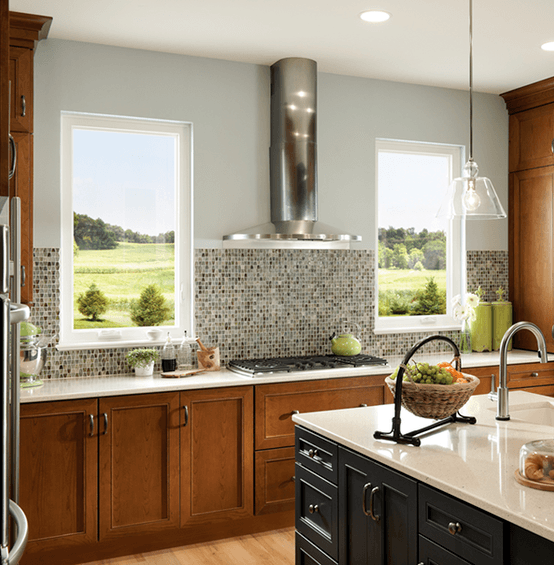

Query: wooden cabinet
<box><xmin>7</xmin><ymin>13</ymin><xmax>51</xmax><ymax>304</ymax></box>
<box><xmin>502</xmin><ymin>79</ymin><xmax>554</xmax><ymax>353</ymax></box>
<box><xmin>254</xmin><ymin>375</ymin><xmax>385</xmax><ymax>517</ymax></box>
<box><xmin>19</xmin><ymin>399</ymin><xmax>98</xmax><ymax>553</ymax></box>
<box><xmin>180</xmin><ymin>386</ymin><xmax>254</xmax><ymax>527</ymax></box>
<box><xmin>0</xmin><ymin>2</ymin><xmax>8</xmax><ymax>199</ymax></box>
<box><xmin>338</xmin><ymin>446</ymin><xmax>418</xmax><ymax>565</ymax></box>
<box><xmin>98</xmin><ymin>392</ymin><xmax>180</xmax><ymax>540</ymax></box>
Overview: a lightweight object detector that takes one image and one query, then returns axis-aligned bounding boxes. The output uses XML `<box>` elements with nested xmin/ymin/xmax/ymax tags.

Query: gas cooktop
<box><xmin>227</xmin><ymin>354</ymin><xmax>389</xmax><ymax>377</ymax></box>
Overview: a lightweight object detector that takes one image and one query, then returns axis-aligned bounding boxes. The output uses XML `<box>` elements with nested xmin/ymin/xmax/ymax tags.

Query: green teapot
<box><xmin>330</xmin><ymin>323</ymin><xmax>362</xmax><ymax>356</ymax></box>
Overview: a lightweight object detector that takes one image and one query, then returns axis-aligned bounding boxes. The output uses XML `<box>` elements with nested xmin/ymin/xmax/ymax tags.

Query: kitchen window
<box><xmin>59</xmin><ymin>112</ymin><xmax>193</xmax><ymax>348</ymax></box>
<box><xmin>375</xmin><ymin>139</ymin><xmax>463</xmax><ymax>334</ymax></box>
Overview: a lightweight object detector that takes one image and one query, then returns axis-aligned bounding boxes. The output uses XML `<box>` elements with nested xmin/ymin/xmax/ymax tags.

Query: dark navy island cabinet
<box><xmin>295</xmin><ymin>426</ymin><xmax>554</xmax><ymax>565</ymax></box>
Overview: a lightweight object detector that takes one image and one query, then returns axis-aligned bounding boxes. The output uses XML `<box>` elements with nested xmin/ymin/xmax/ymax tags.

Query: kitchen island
<box><xmin>293</xmin><ymin>390</ymin><xmax>554</xmax><ymax>564</ymax></box>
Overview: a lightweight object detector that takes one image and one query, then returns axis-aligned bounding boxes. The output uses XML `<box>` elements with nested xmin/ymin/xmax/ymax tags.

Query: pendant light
<box><xmin>437</xmin><ymin>0</ymin><xmax>506</xmax><ymax>220</ymax></box>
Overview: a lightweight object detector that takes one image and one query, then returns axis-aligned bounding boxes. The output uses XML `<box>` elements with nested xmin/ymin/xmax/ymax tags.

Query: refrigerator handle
<box><xmin>6</xmin><ymin>500</ymin><xmax>28</xmax><ymax>565</ymax></box>
<box><xmin>7</xmin><ymin>135</ymin><xmax>16</xmax><ymax>181</ymax></box>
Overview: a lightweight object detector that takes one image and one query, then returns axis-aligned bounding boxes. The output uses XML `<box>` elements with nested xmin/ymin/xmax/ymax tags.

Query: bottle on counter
<box><xmin>178</xmin><ymin>330</ymin><xmax>192</xmax><ymax>369</ymax></box>
<box><xmin>161</xmin><ymin>332</ymin><xmax>177</xmax><ymax>372</ymax></box>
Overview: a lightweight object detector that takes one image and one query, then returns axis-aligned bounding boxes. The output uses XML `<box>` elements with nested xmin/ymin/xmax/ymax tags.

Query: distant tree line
<box><xmin>378</xmin><ymin>226</ymin><xmax>446</xmax><ymax>270</ymax></box>
<box><xmin>74</xmin><ymin>213</ymin><xmax>175</xmax><ymax>250</ymax></box>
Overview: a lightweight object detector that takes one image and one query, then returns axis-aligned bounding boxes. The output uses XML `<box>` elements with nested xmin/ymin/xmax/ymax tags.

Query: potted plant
<box><xmin>126</xmin><ymin>348</ymin><xmax>159</xmax><ymax>377</ymax></box>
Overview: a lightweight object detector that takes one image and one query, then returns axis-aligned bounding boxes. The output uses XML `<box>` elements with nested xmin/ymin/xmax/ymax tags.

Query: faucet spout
<box><xmin>496</xmin><ymin>321</ymin><xmax>548</xmax><ymax>421</ymax></box>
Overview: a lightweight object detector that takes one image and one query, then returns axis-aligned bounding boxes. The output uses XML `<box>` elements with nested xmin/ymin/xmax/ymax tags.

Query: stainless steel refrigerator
<box><xmin>1</xmin><ymin>196</ymin><xmax>30</xmax><ymax>565</ymax></box>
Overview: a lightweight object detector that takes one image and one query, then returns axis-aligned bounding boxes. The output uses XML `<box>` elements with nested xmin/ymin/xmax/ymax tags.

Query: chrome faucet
<box><xmin>490</xmin><ymin>321</ymin><xmax>548</xmax><ymax>420</ymax></box>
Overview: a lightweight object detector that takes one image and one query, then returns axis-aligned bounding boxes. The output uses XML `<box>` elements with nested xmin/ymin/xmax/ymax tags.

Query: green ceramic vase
<box><xmin>470</xmin><ymin>302</ymin><xmax>492</xmax><ymax>352</ymax></box>
<box><xmin>493</xmin><ymin>301</ymin><xmax>513</xmax><ymax>351</ymax></box>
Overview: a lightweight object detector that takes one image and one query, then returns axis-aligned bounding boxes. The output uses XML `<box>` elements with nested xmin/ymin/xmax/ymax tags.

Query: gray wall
<box><xmin>33</xmin><ymin>39</ymin><xmax>509</xmax><ymax>251</ymax></box>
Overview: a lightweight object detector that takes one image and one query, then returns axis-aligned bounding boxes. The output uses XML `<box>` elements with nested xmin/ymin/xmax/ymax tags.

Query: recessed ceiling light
<box><xmin>541</xmin><ymin>41</ymin><xmax>554</xmax><ymax>51</ymax></box>
<box><xmin>360</xmin><ymin>10</ymin><xmax>391</xmax><ymax>23</ymax></box>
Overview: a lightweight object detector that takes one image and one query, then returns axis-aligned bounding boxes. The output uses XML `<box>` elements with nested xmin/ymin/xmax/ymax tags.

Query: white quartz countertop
<box><xmin>20</xmin><ymin>349</ymin><xmax>550</xmax><ymax>403</ymax></box>
<box><xmin>293</xmin><ymin>390</ymin><xmax>554</xmax><ymax>542</ymax></box>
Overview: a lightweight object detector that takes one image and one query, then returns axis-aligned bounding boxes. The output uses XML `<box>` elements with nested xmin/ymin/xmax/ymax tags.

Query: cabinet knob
<box><xmin>308</xmin><ymin>504</ymin><xmax>319</xmax><ymax>514</ymax></box>
<box><xmin>531</xmin><ymin>372</ymin><xmax>539</xmax><ymax>377</ymax></box>
<box><xmin>448</xmin><ymin>521</ymin><xmax>462</xmax><ymax>535</ymax></box>
<box><xmin>308</xmin><ymin>448</ymin><xmax>319</xmax><ymax>458</ymax></box>
<box><xmin>359</xmin><ymin>403</ymin><xmax>368</xmax><ymax>407</ymax></box>
<box><xmin>291</xmin><ymin>410</ymin><xmax>300</xmax><ymax>416</ymax></box>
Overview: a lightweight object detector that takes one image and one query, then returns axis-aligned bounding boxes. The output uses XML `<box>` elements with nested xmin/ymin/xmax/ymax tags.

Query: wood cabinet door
<box><xmin>98</xmin><ymin>392</ymin><xmax>180</xmax><ymax>540</ymax></box>
<box><xmin>510</xmin><ymin>168</ymin><xmax>554</xmax><ymax>351</ymax></box>
<box><xmin>8</xmin><ymin>45</ymin><xmax>31</xmax><ymax>132</ymax></box>
<box><xmin>255</xmin><ymin>446</ymin><xmax>295</xmax><ymax>515</ymax></box>
<box><xmin>19</xmin><ymin>398</ymin><xmax>98</xmax><ymax>552</ymax></box>
<box><xmin>180</xmin><ymin>386</ymin><xmax>254</xmax><ymax>527</ymax></box>
<box><xmin>339</xmin><ymin>446</ymin><xmax>418</xmax><ymax>565</ymax></box>
<box><xmin>8</xmin><ymin>131</ymin><xmax>32</xmax><ymax>304</ymax></box>
<box><xmin>509</xmin><ymin>105</ymin><xmax>554</xmax><ymax>172</ymax></box>
<box><xmin>255</xmin><ymin>376</ymin><xmax>386</xmax><ymax>450</ymax></box>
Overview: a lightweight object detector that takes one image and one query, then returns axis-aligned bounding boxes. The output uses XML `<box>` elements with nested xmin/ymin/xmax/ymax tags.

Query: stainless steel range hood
<box><xmin>223</xmin><ymin>57</ymin><xmax>361</xmax><ymax>247</ymax></box>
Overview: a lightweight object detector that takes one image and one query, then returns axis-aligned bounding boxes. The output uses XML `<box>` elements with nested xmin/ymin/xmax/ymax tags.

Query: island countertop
<box><xmin>293</xmin><ymin>390</ymin><xmax>554</xmax><ymax>542</ymax></box>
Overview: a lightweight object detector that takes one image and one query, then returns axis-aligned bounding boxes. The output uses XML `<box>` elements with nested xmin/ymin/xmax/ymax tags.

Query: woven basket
<box><xmin>385</xmin><ymin>373</ymin><xmax>480</xmax><ymax>419</ymax></box>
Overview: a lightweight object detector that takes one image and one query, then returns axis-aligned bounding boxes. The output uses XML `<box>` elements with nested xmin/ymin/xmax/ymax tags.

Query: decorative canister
<box><xmin>493</xmin><ymin>301</ymin><xmax>512</xmax><ymax>351</ymax></box>
<box><xmin>470</xmin><ymin>302</ymin><xmax>492</xmax><ymax>352</ymax></box>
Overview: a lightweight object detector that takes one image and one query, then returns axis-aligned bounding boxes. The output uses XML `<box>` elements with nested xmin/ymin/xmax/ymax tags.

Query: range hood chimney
<box><xmin>223</xmin><ymin>57</ymin><xmax>361</xmax><ymax>247</ymax></box>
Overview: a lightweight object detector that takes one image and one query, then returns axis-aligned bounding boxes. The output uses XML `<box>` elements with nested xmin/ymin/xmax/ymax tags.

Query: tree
<box><xmin>422</xmin><ymin>239</ymin><xmax>446</xmax><ymax>270</ymax></box>
<box><xmin>74</xmin><ymin>213</ymin><xmax>118</xmax><ymax>250</ymax></box>
<box><xmin>130</xmin><ymin>284</ymin><xmax>171</xmax><ymax>327</ymax></box>
<box><xmin>77</xmin><ymin>283</ymin><xmax>108</xmax><ymax>321</ymax></box>
<box><xmin>411</xmin><ymin>277</ymin><xmax>446</xmax><ymax>316</ymax></box>
<box><xmin>408</xmin><ymin>248</ymin><xmax>424</xmax><ymax>269</ymax></box>
<box><xmin>392</xmin><ymin>243</ymin><xmax>409</xmax><ymax>269</ymax></box>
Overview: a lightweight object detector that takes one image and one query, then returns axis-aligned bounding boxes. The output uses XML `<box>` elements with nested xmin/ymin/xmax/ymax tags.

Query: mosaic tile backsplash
<box><xmin>31</xmin><ymin>248</ymin><xmax>509</xmax><ymax>379</ymax></box>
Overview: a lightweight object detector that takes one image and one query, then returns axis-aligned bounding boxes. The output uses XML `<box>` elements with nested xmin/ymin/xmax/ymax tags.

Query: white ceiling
<box><xmin>10</xmin><ymin>0</ymin><xmax>554</xmax><ymax>95</ymax></box>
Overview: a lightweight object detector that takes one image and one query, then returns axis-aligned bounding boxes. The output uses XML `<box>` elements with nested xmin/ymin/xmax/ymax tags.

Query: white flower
<box><xmin>451</xmin><ymin>294</ymin><xmax>462</xmax><ymax>308</ymax></box>
<box><xmin>452</xmin><ymin>304</ymin><xmax>465</xmax><ymax>321</ymax></box>
<box><xmin>465</xmin><ymin>305</ymin><xmax>477</xmax><ymax>322</ymax></box>
<box><xmin>465</xmin><ymin>293</ymin><xmax>479</xmax><ymax>308</ymax></box>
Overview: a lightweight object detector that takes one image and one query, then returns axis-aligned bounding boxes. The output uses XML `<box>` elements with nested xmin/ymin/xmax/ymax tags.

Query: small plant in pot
<box><xmin>126</xmin><ymin>348</ymin><xmax>159</xmax><ymax>377</ymax></box>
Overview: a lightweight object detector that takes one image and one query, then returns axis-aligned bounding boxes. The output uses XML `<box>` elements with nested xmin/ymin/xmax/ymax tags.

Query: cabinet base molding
<box><xmin>21</xmin><ymin>511</ymin><xmax>294</xmax><ymax>565</ymax></box>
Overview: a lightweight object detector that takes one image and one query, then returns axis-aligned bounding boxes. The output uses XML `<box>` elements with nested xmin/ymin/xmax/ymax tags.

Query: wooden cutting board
<box><xmin>161</xmin><ymin>369</ymin><xmax>205</xmax><ymax>378</ymax></box>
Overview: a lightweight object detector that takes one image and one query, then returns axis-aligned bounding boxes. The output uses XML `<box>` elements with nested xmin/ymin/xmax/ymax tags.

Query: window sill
<box><xmin>373</xmin><ymin>324</ymin><xmax>461</xmax><ymax>335</ymax></box>
<box><xmin>56</xmin><ymin>336</ymin><xmax>198</xmax><ymax>352</ymax></box>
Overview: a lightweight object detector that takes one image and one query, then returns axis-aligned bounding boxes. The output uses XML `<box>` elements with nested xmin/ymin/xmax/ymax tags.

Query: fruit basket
<box><xmin>374</xmin><ymin>335</ymin><xmax>479</xmax><ymax>446</ymax></box>
<box><xmin>385</xmin><ymin>371</ymin><xmax>480</xmax><ymax>419</ymax></box>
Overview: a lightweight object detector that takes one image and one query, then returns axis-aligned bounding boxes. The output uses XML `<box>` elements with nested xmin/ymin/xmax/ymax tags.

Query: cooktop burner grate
<box><xmin>227</xmin><ymin>353</ymin><xmax>388</xmax><ymax>377</ymax></box>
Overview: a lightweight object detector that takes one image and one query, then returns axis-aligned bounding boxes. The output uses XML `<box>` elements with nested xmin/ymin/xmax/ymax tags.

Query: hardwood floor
<box><xmin>82</xmin><ymin>528</ymin><xmax>295</xmax><ymax>565</ymax></box>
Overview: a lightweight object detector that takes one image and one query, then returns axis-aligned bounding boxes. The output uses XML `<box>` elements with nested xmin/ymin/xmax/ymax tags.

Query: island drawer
<box><xmin>295</xmin><ymin>532</ymin><xmax>337</xmax><ymax>565</ymax></box>
<box><xmin>295</xmin><ymin>463</ymin><xmax>338</xmax><ymax>561</ymax></box>
<box><xmin>296</xmin><ymin>427</ymin><xmax>338</xmax><ymax>484</ymax></box>
<box><xmin>419</xmin><ymin>485</ymin><xmax>504</xmax><ymax>565</ymax></box>
<box><xmin>419</xmin><ymin>535</ymin><xmax>472</xmax><ymax>565</ymax></box>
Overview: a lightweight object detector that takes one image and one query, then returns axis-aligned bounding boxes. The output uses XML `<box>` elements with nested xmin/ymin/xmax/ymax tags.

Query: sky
<box><xmin>72</xmin><ymin>129</ymin><xmax>177</xmax><ymax>236</ymax></box>
<box><xmin>378</xmin><ymin>151</ymin><xmax>450</xmax><ymax>235</ymax></box>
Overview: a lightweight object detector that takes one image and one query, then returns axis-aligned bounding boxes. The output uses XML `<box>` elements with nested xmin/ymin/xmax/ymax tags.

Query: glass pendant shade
<box><xmin>437</xmin><ymin>159</ymin><xmax>507</xmax><ymax>220</ymax></box>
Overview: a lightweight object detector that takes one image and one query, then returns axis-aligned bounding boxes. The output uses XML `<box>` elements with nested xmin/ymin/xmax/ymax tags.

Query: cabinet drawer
<box><xmin>255</xmin><ymin>376</ymin><xmax>385</xmax><ymax>450</ymax></box>
<box><xmin>295</xmin><ymin>532</ymin><xmax>337</xmax><ymax>565</ymax></box>
<box><xmin>419</xmin><ymin>485</ymin><xmax>504</xmax><ymax>565</ymax></box>
<box><xmin>295</xmin><ymin>463</ymin><xmax>338</xmax><ymax>561</ymax></box>
<box><xmin>254</xmin><ymin>446</ymin><xmax>295</xmax><ymax>515</ymax></box>
<box><xmin>419</xmin><ymin>535</ymin><xmax>472</xmax><ymax>565</ymax></box>
<box><xmin>296</xmin><ymin>427</ymin><xmax>338</xmax><ymax>484</ymax></box>
<box><xmin>507</xmin><ymin>362</ymin><xmax>554</xmax><ymax>389</ymax></box>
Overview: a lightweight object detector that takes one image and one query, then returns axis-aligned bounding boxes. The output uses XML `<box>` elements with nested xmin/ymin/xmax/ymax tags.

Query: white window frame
<box><xmin>59</xmin><ymin>112</ymin><xmax>194</xmax><ymax>350</ymax></box>
<box><xmin>374</xmin><ymin>139</ymin><xmax>464</xmax><ymax>334</ymax></box>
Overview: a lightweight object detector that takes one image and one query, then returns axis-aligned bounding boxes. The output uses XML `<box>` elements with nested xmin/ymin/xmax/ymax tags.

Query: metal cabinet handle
<box><xmin>359</xmin><ymin>403</ymin><xmax>368</xmax><ymax>407</ymax></box>
<box><xmin>20</xmin><ymin>265</ymin><xmax>25</xmax><ymax>287</ymax></box>
<box><xmin>362</xmin><ymin>482</ymin><xmax>372</xmax><ymax>516</ymax></box>
<box><xmin>291</xmin><ymin>410</ymin><xmax>300</xmax><ymax>415</ymax></box>
<box><xmin>21</xmin><ymin>95</ymin><xmax>26</xmax><ymax>117</ymax></box>
<box><xmin>531</xmin><ymin>372</ymin><xmax>539</xmax><ymax>377</ymax></box>
<box><xmin>89</xmin><ymin>415</ymin><xmax>94</xmax><ymax>437</ymax></box>
<box><xmin>308</xmin><ymin>448</ymin><xmax>319</xmax><ymax>458</ymax></box>
<box><xmin>291</xmin><ymin>475</ymin><xmax>295</xmax><ymax>482</ymax></box>
<box><xmin>551</xmin><ymin>138</ymin><xmax>554</xmax><ymax>154</ymax></box>
<box><xmin>183</xmin><ymin>405</ymin><xmax>189</xmax><ymax>426</ymax></box>
<box><xmin>369</xmin><ymin>486</ymin><xmax>380</xmax><ymax>522</ymax></box>
<box><xmin>102</xmin><ymin>413</ymin><xmax>108</xmax><ymax>435</ymax></box>
<box><xmin>8</xmin><ymin>134</ymin><xmax>16</xmax><ymax>180</ymax></box>
<box><xmin>8</xmin><ymin>500</ymin><xmax>28</xmax><ymax>565</ymax></box>
<box><xmin>308</xmin><ymin>504</ymin><xmax>319</xmax><ymax>514</ymax></box>
<box><xmin>448</xmin><ymin>521</ymin><xmax>462</xmax><ymax>535</ymax></box>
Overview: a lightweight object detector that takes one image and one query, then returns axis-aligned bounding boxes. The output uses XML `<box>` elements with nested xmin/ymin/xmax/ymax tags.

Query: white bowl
<box><xmin>146</xmin><ymin>329</ymin><xmax>163</xmax><ymax>341</ymax></box>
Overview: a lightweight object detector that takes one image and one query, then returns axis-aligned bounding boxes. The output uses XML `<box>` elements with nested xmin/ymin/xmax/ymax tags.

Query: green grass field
<box><xmin>378</xmin><ymin>269</ymin><xmax>446</xmax><ymax>292</ymax></box>
<box><xmin>74</xmin><ymin>242</ymin><xmax>175</xmax><ymax>329</ymax></box>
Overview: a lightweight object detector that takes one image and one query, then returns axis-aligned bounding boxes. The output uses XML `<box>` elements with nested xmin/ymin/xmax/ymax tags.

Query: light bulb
<box><xmin>463</xmin><ymin>180</ymin><xmax>481</xmax><ymax>212</ymax></box>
